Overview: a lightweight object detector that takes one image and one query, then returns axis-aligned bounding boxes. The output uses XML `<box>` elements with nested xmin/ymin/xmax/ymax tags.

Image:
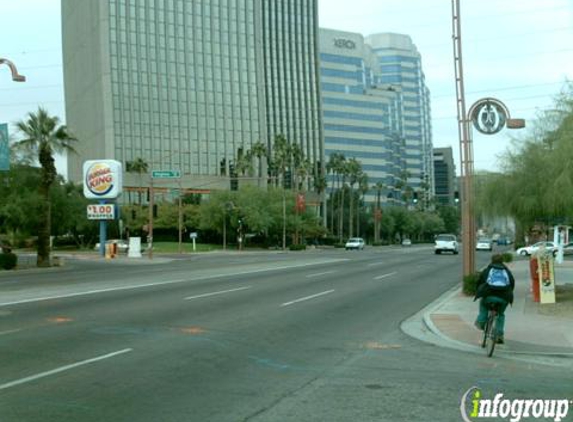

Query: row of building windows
<box><xmin>323</xmin><ymin>110</ymin><xmax>388</xmax><ymax>124</ymax></box>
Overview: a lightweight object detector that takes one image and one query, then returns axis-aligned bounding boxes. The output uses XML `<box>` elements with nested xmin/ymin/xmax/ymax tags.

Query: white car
<box><xmin>476</xmin><ymin>238</ymin><xmax>493</xmax><ymax>251</ymax></box>
<box><xmin>401</xmin><ymin>238</ymin><xmax>412</xmax><ymax>247</ymax></box>
<box><xmin>516</xmin><ymin>241</ymin><xmax>556</xmax><ymax>256</ymax></box>
<box><xmin>345</xmin><ymin>237</ymin><xmax>365</xmax><ymax>250</ymax></box>
<box><xmin>434</xmin><ymin>234</ymin><xmax>458</xmax><ymax>255</ymax></box>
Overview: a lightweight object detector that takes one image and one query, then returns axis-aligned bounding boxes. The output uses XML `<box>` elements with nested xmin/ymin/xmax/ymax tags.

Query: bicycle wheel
<box><xmin>486</xmin><ymin>312</ymin><xmax>497</xmax><ymax>357</ymax></box>
<box><xmin>480</xmin><ymin>319</ymin><xmax>489</xmax><ymax>348</ymax></box>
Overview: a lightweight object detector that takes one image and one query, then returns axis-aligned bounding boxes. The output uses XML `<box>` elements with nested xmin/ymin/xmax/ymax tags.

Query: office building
<box><xmin>433</xmin><ymin>147</ymin><xmax>456</xmax><ymax>206</ymax></box>
<box><xmin>366</xmin><ymin>33</ymin><xmax>434</xmax><ymax>197</ymax></box>
<box><xmin>319</xmin><ymin>28</ymin><xmax>433</xmax><ymax>205</ymax></box>
<box><xmin>62</xmin><ymin>0</ymin><xmax>322</xmax><ymax>193</ymax></box>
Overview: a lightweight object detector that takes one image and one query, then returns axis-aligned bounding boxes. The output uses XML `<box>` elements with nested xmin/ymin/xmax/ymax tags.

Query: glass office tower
<box><xmin>63</xmin><ymin>0</ymin><xmax>322</xmax><ymax>191</ymax></box>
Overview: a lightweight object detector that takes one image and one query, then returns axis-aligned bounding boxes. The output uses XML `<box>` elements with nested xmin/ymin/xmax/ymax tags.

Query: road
<box><xmin>0</xmin><ymin>246</ymin><xmax>571</xmax><ymax>421</ymax></box>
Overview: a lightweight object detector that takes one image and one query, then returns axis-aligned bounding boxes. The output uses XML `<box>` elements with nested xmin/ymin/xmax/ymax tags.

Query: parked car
<box><xmin>476</xmin><ymin>238</ymin><xmax>493</xmax><ymax>251</ymax></box>
<box><xmin>94</xmin><ymin>239</ymin><xmax>129</xmax><ymax>253</ymax></box>
<box><xmin>516</xmin><ymin>241</ymin><xmax>556</xmax><ymax>256</ymax></box>
<box><xmin>345</xmin><ymin>237</ymin><xmax>365</xmax><ymax>250</ymax></box>
<box><xmin>401</xmin><ymin>238</ymin><xmax>412</xmax><ymax>247</ymax></box>
<box><xmin>434</xmin><ymin>234</ymin><xmax>458</xmax><ymax>255</ymax></box>
<box><xmin>496</xmin><ymin>236</ymin><xmax>512</xmax><ymax>246</ymax></box>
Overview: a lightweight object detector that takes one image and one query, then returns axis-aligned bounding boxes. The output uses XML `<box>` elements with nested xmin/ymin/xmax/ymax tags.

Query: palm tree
<box><xmin>327</xmin><ymin>152</ymin><xmax>345</xmax><ymax>236</ymax></box>
<box><xmin>14</xmin><ymin>107</ymin><xmax>77</xmax><ymax>267</ymax></box>
<box><xmin>235</xmin><ymin>149</ymin><xmax>254</xmax><ymax>177</ymax></box>
<box><xmin>373</xmin><ymin>181</ymin><xmax>385</xmax><ymax>243</ymax></box>
<box><xmin>251</xmin><ymin>141</ymin><xmax>268</xmax><ymax>187</ymax></box>
<box><xmin>356</xmin><ymin>173</ymin><xmax>369</xmax><ymax>237</ymax></box>
<box><xmin>127</xmin><ymin>157</ymin><xmax>148</xmax><ymax>206</ymax></box>
<box><xmin>346</xmin><ymin>158</ymin><xmax>362</xmax><ymax>238</ymax></box>
<box><xmin>338</xmin><ymin>159</ymin><xmax>350</xmax><ymax>242</ymax></box>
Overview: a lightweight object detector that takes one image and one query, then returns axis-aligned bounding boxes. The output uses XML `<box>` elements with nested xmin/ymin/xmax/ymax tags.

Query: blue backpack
<box><xmin>486</xmin><ymin>267</ymin><xmax>510</xmax><ymax>288</ymax></box>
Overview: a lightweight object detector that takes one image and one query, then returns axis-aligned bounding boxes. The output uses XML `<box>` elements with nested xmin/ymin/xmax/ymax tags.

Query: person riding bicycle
<box><xmin>474</xmin><ymin>254</ymin><xmax>515</xmax><ymax>344</ymax></box>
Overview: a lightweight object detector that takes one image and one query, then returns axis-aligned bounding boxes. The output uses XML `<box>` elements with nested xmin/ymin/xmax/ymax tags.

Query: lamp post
<box><xmin>0</xmin><ymin>58</ymin><xmax>26</xmax><ymax>82</ymax></box>
<box><xmin>452</xmin><ymin>0</ymin><xmax>525</xmax><ymax>278</ymax></box>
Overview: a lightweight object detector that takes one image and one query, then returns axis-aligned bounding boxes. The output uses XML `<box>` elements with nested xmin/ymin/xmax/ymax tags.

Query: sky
<box><xmin>1</xmin><ymin>0</ymin><xmax>572</xmax><ymax>177</ymax></box>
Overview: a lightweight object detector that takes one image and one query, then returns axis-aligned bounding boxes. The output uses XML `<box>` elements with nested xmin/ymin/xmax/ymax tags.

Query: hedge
<box><xmin>0</xmin><ymin>252</ymin><xmax>18</xmax><ymax>270</ymax></box>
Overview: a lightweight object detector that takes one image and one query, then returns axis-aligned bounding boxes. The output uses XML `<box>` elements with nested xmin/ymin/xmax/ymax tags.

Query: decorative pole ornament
<box><xmin>469</xmin><ymin>98</ymin><xmax>524</xmax><ymax>135</ymax></box>
<box><xmin>0</xmin><ymin>58</ymin><xmax>26</xmax><ymax>82</ymax></box>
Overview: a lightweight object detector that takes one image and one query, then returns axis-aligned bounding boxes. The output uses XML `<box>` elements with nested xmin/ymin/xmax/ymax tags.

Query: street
<box><xmin>0</xmin><ymin>246</ymin><xmax>571</xmax><ymax>421</ymax></box>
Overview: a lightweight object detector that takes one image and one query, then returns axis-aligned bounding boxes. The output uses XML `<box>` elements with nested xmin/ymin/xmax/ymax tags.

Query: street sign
<box><xmin>152</xmin><ymin>170</ymin><xmax>181</xmax><ymax>179</ymax></box>
<box><xmin>87</xmin><ymin>204</ymin><xmax>116</xmax><ymax>220</ymax></box>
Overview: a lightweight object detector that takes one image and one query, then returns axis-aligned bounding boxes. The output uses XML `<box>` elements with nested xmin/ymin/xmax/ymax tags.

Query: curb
<box><xmin>418</xmin><ymin>286</ymin><xmax>573</xmax><ymax>362</ymax></box>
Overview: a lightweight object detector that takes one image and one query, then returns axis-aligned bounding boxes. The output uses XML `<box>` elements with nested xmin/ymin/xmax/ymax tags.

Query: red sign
<box><xmin>295</xmin><ymin>193</ymin><xmax>306</xmax><ymax>212</ymax></box>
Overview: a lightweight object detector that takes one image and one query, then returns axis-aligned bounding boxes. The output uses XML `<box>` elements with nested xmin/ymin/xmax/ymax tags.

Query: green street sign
<box><xmin>152</xmin><ymin>170</ymin><xmax>181</xmax><ymax>179</ymax></box>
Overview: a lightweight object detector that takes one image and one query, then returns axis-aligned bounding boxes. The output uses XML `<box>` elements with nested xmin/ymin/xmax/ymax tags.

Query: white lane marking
<box><xmin>0</xmin><ymin>259</ymin><xmax>348</xmax><ymax>308</ymax></box>
<box><xmin>0</xmin><ymin>348</ymin><xmax>133</xmax><ymax>391</ymax></box>
<box><xmin>374</xmin><ymin>272</ymin><xmax>397</xmax><ymax>280</ymax></box>
<box><xmin>367</xmin><ymin>262</ymin><xmax>385</xmax><ymax>267</ymax></box>
<box><xmin>184</xmin><ymin>286</ymin><xmax>252</xmax><ymax>300</ymax></box>
<box><xmin>306</xmin><ymin>271</ymin><xmax>335</xmax><ymax>278</ymax></box>
<box><xmin>281</xmin><ymin>290</ymin><xmax>335</xmax><ymax>307</ymax></box>
<box><xmin>0</xmin><ymin>328</ymin><xmax>22</xmax><ymax>336</ymax></box>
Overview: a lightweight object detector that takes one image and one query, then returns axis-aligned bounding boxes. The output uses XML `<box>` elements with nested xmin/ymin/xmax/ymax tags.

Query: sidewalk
<box><xmin>425</xmin><ymin>259</ymin><xmax>573</xmax><ymax>357</ymax></box>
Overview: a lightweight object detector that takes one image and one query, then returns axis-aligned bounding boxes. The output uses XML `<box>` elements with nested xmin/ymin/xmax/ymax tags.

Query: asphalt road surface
<box><xmin>0</xmin><ymin>246</ymin><xmax>571</xmax><ymax>421</ymax></box>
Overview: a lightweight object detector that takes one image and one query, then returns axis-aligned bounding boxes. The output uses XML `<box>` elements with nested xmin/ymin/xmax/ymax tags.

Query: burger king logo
<box><xmin>86</xmin><ymin>162</ymin><xmax>115</xmax><ymax>196</ymax></box>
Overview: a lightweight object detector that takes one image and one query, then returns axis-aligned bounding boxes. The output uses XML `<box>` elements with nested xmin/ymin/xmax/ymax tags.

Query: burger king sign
<box><xmin>83</xmin><ymin>160</ymin><xmax>123</xmax><ymax>199</ymax></box>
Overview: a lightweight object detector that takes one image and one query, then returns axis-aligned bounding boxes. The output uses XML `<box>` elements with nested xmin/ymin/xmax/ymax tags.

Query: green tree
<box><xmin>14</xmin><ymin>108</ymin><xmax>77</xmax><ymax>266</ymax></box>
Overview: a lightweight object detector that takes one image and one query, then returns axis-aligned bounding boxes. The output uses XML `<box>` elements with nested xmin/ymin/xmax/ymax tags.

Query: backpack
<box><xmin>486</xmin><ymin>267</ymin><xmax>510</xmax><ymax>288</ymax></box>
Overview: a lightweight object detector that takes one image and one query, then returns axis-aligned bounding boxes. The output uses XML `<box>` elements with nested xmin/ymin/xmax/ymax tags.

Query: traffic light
<box><xmin>413</xmin><ymin>192</ymin><xmax>419</xmax><ymax>204</ymax></box>
<box><xmin>153</xmin><ymin>204</ymin><xmax>158</xmax><ymax>218</ymax></box>
<box><xmin>229</xmin><ymin>162</ymin><xmax>238</xmax><ymax>191</ymax></box>
<box><xmin>454</xmin><ymin>191</ymin><xmax>460</xmax><ymax>204</ymax></box>
<box><xmin>284</xmin><ymin>169</ymin><xmax>292</xmax><ymax>190</ymax></box>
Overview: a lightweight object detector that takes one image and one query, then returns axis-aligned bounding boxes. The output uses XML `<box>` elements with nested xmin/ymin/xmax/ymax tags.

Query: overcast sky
<box><xmin>1</xmin><ymin>0</ymin><xmax>572</xmax><ymax>176</ymax></box>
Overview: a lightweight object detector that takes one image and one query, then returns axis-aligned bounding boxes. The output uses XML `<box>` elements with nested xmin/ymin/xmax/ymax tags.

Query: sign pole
<box><xmin>99</xmin><ymin>200</ymin><xmax>107</xmax><ymax>257</ymax></box>
<box><xmin>148</xmin><ymin>176</ymin><xmax>154</xmax><ymax>259</ymax></box>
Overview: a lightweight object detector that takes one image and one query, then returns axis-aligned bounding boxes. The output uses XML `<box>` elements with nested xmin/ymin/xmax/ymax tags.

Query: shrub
<box><xmin>501</xmin><ymin>252</ymin><xmax>513</xmax><ymax>263</ymax></box>
<box><xmin>0</xmin><ymin>252</ymin><xmax>18</xmax><ymax>270</ymax></box>
<box><xmin>289</xmin><ymin>244</ymin><xmax>306</xmax><ymax>251</ymax></box>
<box><xmin>462</xmin><ymin>271</ymin><xmax>481</xmax><ymax>296</ymax></box>
<box><xmin>334</xmin><ymin>243</ymin><xmax>346</xmax><ymax>248</ymax></box>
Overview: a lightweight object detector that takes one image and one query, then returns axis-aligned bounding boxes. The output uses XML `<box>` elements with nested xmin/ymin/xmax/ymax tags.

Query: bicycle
<box><xmin>481</xmin><ymin>303</ymin><xmax>502</xmax><ymax>357</ymax></box>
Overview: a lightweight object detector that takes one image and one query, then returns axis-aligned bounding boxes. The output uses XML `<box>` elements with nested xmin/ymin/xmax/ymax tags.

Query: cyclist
<box><xmin>474</xmin><ymin>254</ymin><xmax>515</xmax><ymax>344</ymax></box>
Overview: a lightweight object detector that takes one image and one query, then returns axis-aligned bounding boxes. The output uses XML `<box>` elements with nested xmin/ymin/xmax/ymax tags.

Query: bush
<box><xmin>501</xmin><ymin>252</ymin><xmax>513</xmax><ymax>263</ymax></box>
<box><xmin>334</xmin><ymin>243</ymin><xmax>345</xmax><ymax>248</ymax></box>
<box><xmin>0</xmin><ymin>252</ymin><xmax>18</xmax><ymax>270</ymax></box>
<box><xmin>462</xmin><ymin>271</ymin><xmax>481</xmax><ymax>296</ymax></box>
<box><xmin>289</xmin><ymin>244</ymin><xmax>306</xmax><ymax>251</ymax></box>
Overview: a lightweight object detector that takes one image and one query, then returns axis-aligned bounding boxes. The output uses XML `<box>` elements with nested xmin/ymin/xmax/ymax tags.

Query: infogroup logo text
<box><xmin>460</xmin><ymin>387</ymin><xmax>571</xmax><ymax>422</ymax></box>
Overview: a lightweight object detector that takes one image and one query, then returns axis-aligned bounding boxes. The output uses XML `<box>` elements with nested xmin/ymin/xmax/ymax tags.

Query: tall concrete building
<box><xmin>366</xmin><ymin>33</ymin><xmax>433</xmax><ymax>197</ymax></box>
<box><xmin>319</xmin><ymin>28</ymin><xmax>405</xmax><ymax>205</ymax></box>
<box><xmin>62</xmin><ymin>0</ymin><xmax>322</xmax><ymax>192</ymax></box>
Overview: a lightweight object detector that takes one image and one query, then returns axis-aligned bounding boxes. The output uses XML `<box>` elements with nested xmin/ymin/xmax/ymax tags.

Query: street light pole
<box><xmin>0</xmin><ymin>58</ymin><xmax>26</xmax><ymax>82</ymax></box>
<box><xmin>452</xmin><ymin>0</ymin><xmax>475</xmax><ymax>278</ymax></box>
